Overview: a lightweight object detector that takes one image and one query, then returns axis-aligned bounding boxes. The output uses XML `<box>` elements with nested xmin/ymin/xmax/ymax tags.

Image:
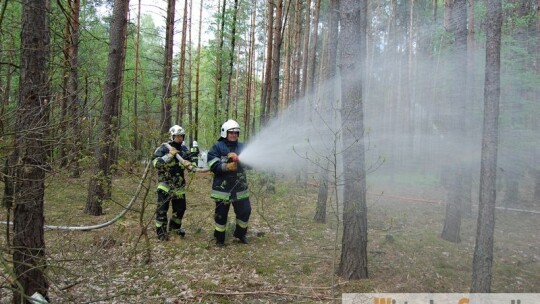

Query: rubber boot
<box><xmin>156</xmin><ymin>224</ymin><xmax>169</xmax><ymax>241</ymax></box>
<box><xmin>214</xmin><ymin>230</ymin><xmax>225</xmax><ymax>247</ymax></box>
<box><xmin>233</xmin><ymin>225</ymin><xmax>249</xmax><ymax>244</ymax></box>
<box><xmin>169</xmin><ymin>219</ymin><xmax>185</xmax><ymax>237</ymax></box>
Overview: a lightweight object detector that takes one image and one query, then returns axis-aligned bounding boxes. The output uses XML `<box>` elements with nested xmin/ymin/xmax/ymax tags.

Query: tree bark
<box><xmin>224</xmin><ymin>0</ymin><xmax>239</xmax><ymax>119</ymax></box>
<box><xmin>133</xmin><ymin>0</ymin><xmax>142</xmax><ymax>154</ymax></box>
<box><xmin>243</xmin><ymin>0</ymin><xmax>257</xmax><ymax>139</ymax></box>
<box><xmin>176</xmin><ymin>0</ymin><xmax>189</xmax><ymax>126</ymax></box>
<box><xmin>86</xmin><ymin>0</ymin><xmax>129</xmax><ymax>215</ymax></box>
<box><xmin>337</xmin><ymin>0</ymin><xmax>369</xmax><ymax>279</ymax></box>
<box><xmin>160</xmin><ymin>0</ymin><xmax>176</xmax><ymax>134</ymax></box>
<box><xmin>12</xmin><ymin>0</ymin><xmax>50</xmax><ymax>300</ymax></box>
<box><xmin>305</xmin><ymin>0</ymin><xmax>321</xmax><ymax>95</ymax></box>
<box><xmin>314</xmin><ymin>0</ymin><xmax>339</xmax><ymax>224</ymax></box>
<box><xmin>213</xmin><ymin>0</ymin><xmax>226</xmax><ymax>129</ymax></box>
<box><xmin>260</xmin><ymin>0</ymin><xmax>274</xmax><ymax>125</ymax></box>
<box><xmin>269</xmin><ymin>0</ymin><xmax>283</xmax><ymax>117</ymax></box>
<box><xmin>300</xmin><ymin>0</ymin><xmax>311</xmax><ymax>97</ymax></box>
<box><xmin>441</xmin><ymin>0</ymin><xmax>467</xmax><ymax>242</ymax></box>
<box><xmin>471</xmin><ymin>0</ymin><xmax>502</xmax><ymax>292</ymax></box>
<box><xmin>194</xmin><ymin>0</ymin><xmax>203</xmax><ymax>141</ymax></box>
<box><xmin>65</xmin><ymin>0</ymin><xmax>82</xmax><ymax>178</ymax></box>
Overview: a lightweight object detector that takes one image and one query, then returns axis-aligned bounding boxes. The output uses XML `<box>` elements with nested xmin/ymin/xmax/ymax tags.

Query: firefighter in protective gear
<box><xmin>189</xmin><ymin>140</ymin><xmax>200</xmax><ymax>168</ymax></box>
<box><xmin>152</xmin><ymin>125</ymin><xmax>195</xmax><ymax>241</ymax></box>
<box><xmin>207</xmin><ymin>119</ymin><xmax>251</xmax><ymax>247</ymax></box>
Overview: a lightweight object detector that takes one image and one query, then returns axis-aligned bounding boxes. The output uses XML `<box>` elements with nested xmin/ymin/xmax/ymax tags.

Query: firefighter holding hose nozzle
<box><xmin>152</xmin><ymin>125</ymin><xmax>196</xmax><ymax>241</ymax></box>
<box><xmin>207</xmin><ymin>119</ymin><xmax>251</xmax><ymax>247</ymax></box>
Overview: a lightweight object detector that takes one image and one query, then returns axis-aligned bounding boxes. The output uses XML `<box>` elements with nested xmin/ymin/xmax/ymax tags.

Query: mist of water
<box><xmin>239</xmin><ymin>80</ymin><xmax>341</xmax><ymax>175</ymax></box>
<box><xmin>238</xmin><ymin>39</ymin><xmax>538</xmax><ymax>206</ymax></box>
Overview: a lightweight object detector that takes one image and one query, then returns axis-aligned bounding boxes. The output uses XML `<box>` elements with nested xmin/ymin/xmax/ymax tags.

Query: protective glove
<box><xmin>221</xmin><ymin>161</ymin><xmax>237</xmax><ymax>172</ymax></box>
<box><xmin>168</xmin><ymin>147</ymin><xmax>178</xmax><ymax>156</ymax></box>
<box><xmin>162</xmin><ymin>146</ymin><xmax>178</xmax><ymax>163</ymax></box>
<box><xmin>182</xmin><ymin>159</ymin><xmax>194</xmax><ymax>171</ymax></box>
<box><xmin>227</xmin><ymin>152</ymin><xmax>239</xmax><ymax>163</ymax></box>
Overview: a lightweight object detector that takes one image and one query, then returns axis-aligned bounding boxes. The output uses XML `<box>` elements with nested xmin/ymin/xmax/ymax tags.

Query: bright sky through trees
<box><xmin>136</xmin><ymin>0</ymin><xmax>215</xmax><ymax>46</ymax></box>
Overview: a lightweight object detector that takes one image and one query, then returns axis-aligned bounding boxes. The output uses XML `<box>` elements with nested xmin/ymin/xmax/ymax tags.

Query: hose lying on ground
<box><xmin>1</xmin><ymin>161</ymin><xmax>151</xmax><ymax>231</ymax></box>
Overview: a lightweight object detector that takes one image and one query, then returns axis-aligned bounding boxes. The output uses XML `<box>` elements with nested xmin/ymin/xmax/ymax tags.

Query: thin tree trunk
<box><xmin>176</xmin><ymin>0</ymin><xmax>189</xmax><ymax>126</ymax></box>
<box><xmin>12</xmin><ymin>0</ymin><xmax>50</xmax><ymax>300</ymax></box>
<box><xmin>305</xmin><ymin>0</ymin><xmax>321</xmax><ymax>95</ymax></box>
<box><xmin>471</xmin><ymin>0</ymin><xmax>502</xmax><ymax>292</ymax></box>
<box><xmin>269</xmin><ymin>0</ymin><xmax>283</xmax><ymax>117</ymax></box>
<box><xmin>261</xmin><ymin>0</ymin><xmax>274</xmax><ymax>125</ymax></box>
<box><xmin>194</xmin><ymin>0</ymin><xmax>203</xmax><ymax>142</ymax></box>
<box><xmin>66</xmin><ymin>0</ymin><xmax>82</xmax><ymax>178</ymax></box>
<box><xmin>214</xmin><ymin>0</ymin><xmax>226</xmax><ymax>128</ymax></box>
<box><xmin>133</xmin><ymin>0</ymin><xmax>142</xmax><ymax>154</ymax></box>
<box><xmin>243</xmin><ymin>0</ymin><xmax>257</xmax><ymax>139</ymax></box>
<box><xmin>441</xmin><ymin>0</ymin><xmax>467</xmax><ymax>242</ymax></box>
<box><xmin>86</xmin><ymin>0</ymin><xmax>129</xmax><ymax>215</ymax></box>
<box><xmin>314</xmin><ymin>0</ymin><xmax>339</xmax><ymax>224</ymax></box>
<box><xmin>337</xmin><ymin>0</ymin><xmax>369</xmax><ymax>280</ymax></box>
<box><xmin>300</xmin><ymin>0</ymin><xmax>311</xmax><ymax>97</ymax></box>
<box><xmin>160</xmin><ymin>0</ymin><xmax>176</xmax><ymax>134</ymax></box>
<box><xmin>281</xmin><ymin>23</ymin><xmax>291</xmax><ymax>111</ymax></box>
<box><xmin>0</xmin><ymin>43</ymin><xmax>14</xmax><ymax>135</ymax></box>
<box><xmin>187</xmin><ymin>0</ymin><xmax>193</xmax><ymax>144</ymax></box>
<box><xmin>225</xmin><ymin>0</ymin><xmax>239</xmax><ymax>119</ymax></box>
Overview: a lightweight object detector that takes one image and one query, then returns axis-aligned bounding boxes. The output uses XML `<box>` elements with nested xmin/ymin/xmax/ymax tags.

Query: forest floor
<box><xmin>0</xmin><ymin>164</ymin><xmax>539</xmax><ymax>303</ymax></box>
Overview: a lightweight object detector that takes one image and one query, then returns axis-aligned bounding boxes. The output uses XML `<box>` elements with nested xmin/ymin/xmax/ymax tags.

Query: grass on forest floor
<box><xmin>0</xmin><ymin>165</ymin><xmax>539</xmax><ymax>303</ymax></box>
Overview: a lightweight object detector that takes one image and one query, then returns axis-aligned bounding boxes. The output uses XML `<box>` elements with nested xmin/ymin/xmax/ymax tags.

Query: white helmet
<box><xmin>169</xmin><ymin>125</ymin><xmax>185</xmax><ymax>141</ymax></box>
<box><xmin>220</xmin><ymin>119</ymin><xmax>240</xmax><ymax>138</ymax></box>
<box><xmin>192</xmin><ymin>140</ymin><xmax>198</xmax><ymax>147</ymax></box>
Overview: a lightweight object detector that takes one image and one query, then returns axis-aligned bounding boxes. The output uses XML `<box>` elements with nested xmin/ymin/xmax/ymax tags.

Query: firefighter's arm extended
<box><xmin>208</xmin><ymin>146</ymin><xmax>237</xmax><ymax>173</ymax></box>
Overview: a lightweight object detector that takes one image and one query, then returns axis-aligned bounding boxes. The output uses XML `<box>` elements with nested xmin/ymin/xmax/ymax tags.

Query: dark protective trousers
<box><xmin>156</xmin><ymin>189</ymin><xmax>186</xmax><ymax>230</ymax></box>
<box><xmin>214</xmin><ymin>198</ymin><xmax>251</xmax><ymax>243</ymax></box>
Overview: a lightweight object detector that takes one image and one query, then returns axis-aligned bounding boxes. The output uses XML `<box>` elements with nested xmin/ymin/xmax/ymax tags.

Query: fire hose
<box><xmin>0</xmin><ymin>152</ymin><xmax>208</xmax><ymax>231</ymax></box>
<box><xmin>165</xmin><ymin>143</ymin><xmax>209</xmax><ymax>173</ymax></box>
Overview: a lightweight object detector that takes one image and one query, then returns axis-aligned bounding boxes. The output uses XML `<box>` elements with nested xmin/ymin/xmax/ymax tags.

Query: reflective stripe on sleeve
<box><xmin>208</xmin><ymin>158</ymin><xmax>219</xmax><ymax>168</ymax></box>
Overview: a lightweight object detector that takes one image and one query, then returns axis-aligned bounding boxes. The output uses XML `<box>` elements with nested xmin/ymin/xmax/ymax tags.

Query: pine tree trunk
<box><xmin>314</xmin><ymin>0</ymin><xmax>339</xmax><ymax>224</ymax></box>
<box><xmin>66</xmin><ymin>0</ymin><xmax>82</xmax><ymax>178</ymax></box>
<box><xmin>261</xmin><ymin>0</ymin><xmax>274</xmax><ymax>125</ymax></box>
<box><xmin>194</xmin><ymin>0</ymin><xmax>203</xmax><ymax>141</ymax></box>
<box><xmin>471</xmin><ymin>0</ymin><xmax>502</xmax><ymax>292</ymax></box>
<box><xmin>224</xmin><ymin>0</ymin><xmax>239</xmax><ymax>120</ymax></box>
<box><xmin>86</xmin><ymin>0</ymin><xmax>129</xmax><ymax>215</ymax></box>
<box><xmin>133</xmin><ymin>0</ymin><xmax>142</xmax><ymax>154</ymax></box>
<box><xmin>213</xmin><ymin>0</ymin><xmax>226</xmax><ymax>128</ymax></box>
<box><xmin>300</xmin><ymin>0</ymin><xmax>311</xmax><ymax>97</ymax></box>
<box><xmin>243</xmin><ymin>0</ymin><xmax>257</xmax><ymax>139</ymax></box>
<box><xmin>176</xmin><ymin>0</ymin><xmax>188</xmax><ymax>126</ymax></box>
<box><xmin>12</xmin><ymin>0</ymin><xmax>50</xmax><ymax>300</ymax></box>
<box><xmin>305</xmin><ymin>0</ymin><xmax>320</xmax><ymax>95</ymax></box>
<box><xmin>160</xmin><ymin>0</ymin><xmax>176</xmax><ymax>134</ymax></box>
<box><xmin>269</xmin><ymin>0</ymin><xmax>283</xmax><ymax>117</ymax></box>
<box><xmin>441</xmin><ymin>0</ymin><xmax>467</xmax><ymax>242</ymax></box>
<box><xmin>337</xmin><ymin>0</ymin><xmax>369</xmax><ymax>280</ymax></box>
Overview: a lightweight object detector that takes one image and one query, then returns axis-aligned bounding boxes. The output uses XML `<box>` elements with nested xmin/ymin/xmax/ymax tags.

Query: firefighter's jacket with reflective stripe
<box><xmin>207</xmin><ymin>139</ymin><xmax>249</xmax><ymax>201</ymax></box>
<box><xmin>152</xmin><ymin>141</ymin><xmax>191</xmax><ymax>192</ymax></box>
